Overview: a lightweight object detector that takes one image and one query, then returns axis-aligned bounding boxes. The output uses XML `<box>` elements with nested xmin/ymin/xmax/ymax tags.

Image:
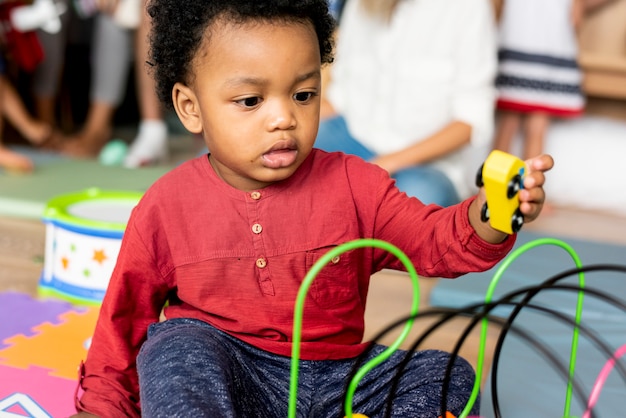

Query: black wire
<box><xmin>365</xmin><ymin>303</ymin><xmax>584</xmax><ymax>418</ymax></box>
<box><xmin>489</xmin><ymin>296</ymin><xmax>622</xmax><ymax>418</ymax></box>
<box><xmin>341</xmin><ymin>264</ymin><xmax>626</xmax><ymax>418</ymax></box>
<box><xmin>490</xmin><ymin>264</ymin><xmax>626</xmax><ymax>417</ymax></box>
<box><xmin>437</xmin><ymin>301</ymin><xmax>593</xmax><ymax>418</ymax></box>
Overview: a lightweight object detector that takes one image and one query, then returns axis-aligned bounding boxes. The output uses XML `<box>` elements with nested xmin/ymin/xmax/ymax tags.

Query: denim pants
<box><xmin>315</xmin><ymin>116</ymin><xmax>460</xmax><ymax>207</ymax></box>
<box><xmin>137</xmin><ymin>318</ymin><xmax>479</xmax><ymax>417</ymax></box>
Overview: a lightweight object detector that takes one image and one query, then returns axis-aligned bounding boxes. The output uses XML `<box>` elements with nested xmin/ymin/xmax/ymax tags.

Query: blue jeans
<box><xmin>315</xmin><ymin>116</ymin><xmax>460</xmax><ymax>207</ymax></box>
<box><xmin>137</xmin><ymin>318</ymin><xmax>480</xmax><ymax>417</ymax></box>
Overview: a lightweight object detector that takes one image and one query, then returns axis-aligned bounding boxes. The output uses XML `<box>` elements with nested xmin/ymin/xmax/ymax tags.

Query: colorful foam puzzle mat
<box><xmin>0</xmin><ymin>292</ymin><xmax>99</xmax><ymax>417</ymax></box>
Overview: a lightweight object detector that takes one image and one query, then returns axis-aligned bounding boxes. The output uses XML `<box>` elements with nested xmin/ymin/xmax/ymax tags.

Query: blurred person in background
<box><xmin>315</xmin><ymin>0</ymin><xmax>498</xmax><ymax>207</ymax></box>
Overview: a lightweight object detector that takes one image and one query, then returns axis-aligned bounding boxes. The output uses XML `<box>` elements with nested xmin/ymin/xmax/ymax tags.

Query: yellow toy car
<box><xmin>475</xmin><ymin>150</ymin><xmax>526</xmax><ymax>234</ymax></box>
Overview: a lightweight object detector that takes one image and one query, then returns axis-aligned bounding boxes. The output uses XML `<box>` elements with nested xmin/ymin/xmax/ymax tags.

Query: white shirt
<box><xmin>327</xmin><ymin>0</ymin><xmax>498</xmax><ymax>198</ymax></box>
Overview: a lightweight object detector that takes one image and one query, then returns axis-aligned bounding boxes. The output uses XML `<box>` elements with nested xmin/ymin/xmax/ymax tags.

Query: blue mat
<box><xmin>429</xmin><ymin>231</ymin><xmax>626</xmax><ymax>417</ymax></box>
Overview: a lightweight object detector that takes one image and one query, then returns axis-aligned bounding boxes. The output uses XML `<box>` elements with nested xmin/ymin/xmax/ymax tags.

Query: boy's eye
<box><xmin>237</xmin><ymin>97</ymin><xmax>261</xmax><ymax>107</ymax></box>
<box><xmin>294</xmin><ymin>91</ymin><xmax>316</xmax><ymax>102</ymax></box>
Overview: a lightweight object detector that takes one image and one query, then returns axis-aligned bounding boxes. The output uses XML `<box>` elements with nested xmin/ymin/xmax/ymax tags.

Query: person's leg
<box><xmin>64</xmin><ymin>13</ymin><xmax>133</xmax><ymax>157</ymax></box>
<box><xmin>0</xmin><ymin>76</ymin><xmax>52</xmax><ymax>146</ymax></box>
<box><xmin>0</xmin><ymin>145</ymin><xmax>33</xmax><ymax>172</ymax></box>
<box><xmin>393</xmin><ymin>165</ymin><xmax>460</xmax><ymax>207</ymax></box>
<box><xmin>33</xmin><ymin>0</ymin><xmax>70</xmax><ymax>126</ymax></box>
<box><xmin>137</xmin><ymin>319</ymin><xmax>294</xmax><ymax>418</ymax></box>
<box><xmin>523</xmin><ymin>111</ymin><xmax>550</xmax><ymax>160</ymax></box>
<box><xmin>33</xmin><ymin>34</ymin><xmax>63</xmax><ymax>126</ymax></box>
<box><xmin>315</xmin><ymin>115</ymin><xmax>375</xmax><ymax>161</ymax></box>
<box><xmin>124</xmin><ymin>0</ymin><xmax>169</xmax><ymax>167</ymax></box>
<box><xmin>311</xmin><ymin>346</ymin><xmax>479</xmax><ymax>418</ymax></box>
<box><xmin>0</xmin><ymin>78</ymin><xmax>33</xmax><ymax>172</ymax></box>
<box><xmin>493</xmin><ymin>111</ymin><xmax>521</xmax><ymax>154</ymax></box>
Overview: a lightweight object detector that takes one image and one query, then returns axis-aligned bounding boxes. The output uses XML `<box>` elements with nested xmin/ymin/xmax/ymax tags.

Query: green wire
<box><xmin>288</xmin><ymin>238</ymin><xmax>421</xmax><ymax>418</ymax></box>
<box><xmin>288</xmin><ymin>237</ymin><xmax>584</xmax><ymax>418</ymax></box>
<box><xmin>458</xmin><ymin>237</ymin><xmax>585</xmax><ymax>418</ymax></box>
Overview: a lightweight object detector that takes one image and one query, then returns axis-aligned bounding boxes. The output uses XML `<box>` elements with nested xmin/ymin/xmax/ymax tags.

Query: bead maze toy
<box><xmin>289</xmin><ymin>153</ymin><xmax>624</xmax><ymax>417</ymax></box>
<box><xmin>39</xmin><ymin>188</ymin><xmax>142</xmax><ymax>305</ymax></box>
<box><xmin>290</xmin><ymin>239</ymin><xmax>421</xmax><ymax>418</ymax></box>
<box><xmin>476</xmin><ymin>150</ymin><xmax>526</xmax><ymax>235</ymax></box>
<box><xmin>289</xmin><ymin>238</ymin><xmax>626</xmax><ymax>418</ymax></box>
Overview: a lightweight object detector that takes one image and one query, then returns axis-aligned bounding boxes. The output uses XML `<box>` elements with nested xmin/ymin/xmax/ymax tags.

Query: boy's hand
<box><xmin>469</xmin><ymin>154</ymin><xmax>554</xmax><ymax>244</ymax></box>
<box><xmin>518</xmin><ymin>154</ymin><xmax>554</xmax><ymax>223</ymax></box>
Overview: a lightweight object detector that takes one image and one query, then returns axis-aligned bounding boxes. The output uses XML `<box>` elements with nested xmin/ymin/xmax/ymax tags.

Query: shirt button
<box><xmin>250</xmin><ymin>191</ymin><xmax>261</xmax><ymax>200</ymax></box>
<box><xmin>256</xmin><ymin>258</ymin><xmax>267</xmax><ymax>268</ymax></box>
<box><xmin>252</xmin><ymin>223</ymin><xmax>263</xmax><ymax>234</ymax></box>
<box><xmin>331</xmin><ymin>256</ymin><xmax>341</xmax><ymax>264</ymax></box>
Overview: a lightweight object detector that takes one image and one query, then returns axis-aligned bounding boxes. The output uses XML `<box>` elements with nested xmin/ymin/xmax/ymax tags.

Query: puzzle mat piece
<box><xmin>0</xmin><ymin>307</ymin><xmax>99</xmax><ymax>379</ymax></box>
<box><xmin>0</xmin><ymin>364</ymin><xmax>77</xmax><ymax>418</ymax></box>
<box><xmin>0</xmin><ymin>292</ymin><xmax>78</xmax><ymax>349</ymax></box>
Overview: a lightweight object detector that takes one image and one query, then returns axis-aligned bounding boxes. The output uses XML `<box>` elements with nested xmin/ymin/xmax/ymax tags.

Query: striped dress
<box><xmin>496</xmin><ymin>0</ymin><xmax>585</xmax><ymax>117</ymax></box>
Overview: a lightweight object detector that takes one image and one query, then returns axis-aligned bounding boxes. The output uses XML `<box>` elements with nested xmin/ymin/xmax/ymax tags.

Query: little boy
<box><xmin>72</xmin><ymin>1</ymin><xmax>553</xmax><ymax>417</ymax></box>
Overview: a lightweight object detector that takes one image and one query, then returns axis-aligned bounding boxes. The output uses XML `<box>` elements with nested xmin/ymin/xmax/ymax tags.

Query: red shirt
<box><xmin>77</xmin><ymin>149</ymin><xmax>514</xmax><ymax>416</ymax></box>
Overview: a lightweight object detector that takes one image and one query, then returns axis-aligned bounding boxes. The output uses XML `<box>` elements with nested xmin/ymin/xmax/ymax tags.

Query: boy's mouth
<box><xmin>262</xmin><ymin>141</ymin><xmax>298</xmax><ymax>169</ymax></box>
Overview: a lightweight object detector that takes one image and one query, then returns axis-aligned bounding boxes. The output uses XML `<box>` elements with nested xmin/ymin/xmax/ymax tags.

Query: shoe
<box><xmin>124</xmin><ymin>120</ymin><xmax>169</xmax><ymax>168</ymax></box>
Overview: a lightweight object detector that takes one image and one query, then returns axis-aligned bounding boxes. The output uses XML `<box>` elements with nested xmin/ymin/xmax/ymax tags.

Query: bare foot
<box><xmin>59</xmin><ymin>135</ymin><xmax>108</xmax><ymax>158</ymax></box>
<box><xmin>59</xmin><ymin>138</ymin><xmax>100</xmax><ymax>158</ymax></box>
<box><xmin>20</xmin><ymin>120</ymin><xmax>52</xmax><ymax>146</ymax></box>
<box><xmin>10</xmin><ymin>119</ymin><xmax>68</xmax><ymax>152</ymax></box>
<box><xmin>0</xmin><ymin>146</ymin><xmax>34</xmax><ymax>173</ymax></box>
<box><xmin>60</xmin><ymin>126</ymin><xmax>112</xmax><ymax>158</ymax></box>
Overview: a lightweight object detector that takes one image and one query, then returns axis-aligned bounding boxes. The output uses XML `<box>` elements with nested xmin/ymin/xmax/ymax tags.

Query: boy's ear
<box><xmin>172</xmin><ymin>82</ymin><xmax>202</xmax><ymax>134</ymax></box>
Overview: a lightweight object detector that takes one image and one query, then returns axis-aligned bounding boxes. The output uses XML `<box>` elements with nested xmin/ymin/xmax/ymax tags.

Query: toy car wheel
<box><xmin>475</xmin><ymin>163</ymin><xmax>484</xmax><ymax>188</ymax></box>
<box><xmin>480</xmin><ymin>202</ymin><xmax>489</xmax><ymax>223</ymax></box>
<box><xmin>511</xmin><ymin>208</ymin><xmax>524</xmax><ymax>233</ymax></box>
<box><xmin>507</xmin><ymin>174</ymin><xmax>522</xmax><ymax>199</ymax></box>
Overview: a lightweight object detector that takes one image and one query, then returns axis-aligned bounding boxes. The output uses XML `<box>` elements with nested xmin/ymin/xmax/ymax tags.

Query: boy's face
<box><xmin>173</xmin><ymin>19</ymin><xmax>322</xmax><ymax>191</ymax></box>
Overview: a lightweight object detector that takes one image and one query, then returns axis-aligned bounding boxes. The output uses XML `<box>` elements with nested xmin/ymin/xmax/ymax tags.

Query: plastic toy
<box><xmin>290</xmin><ymin>238</ymin><xmax>626</xmax><ymax>417</ymax></box>
<box><xmin>475</xmin><ymin>150</ymin><xmax>526</xmax><ymax>234</ymax></box>
<box><xmin>39</xmin><ymin>188</ymin><xmax>143</xmax><ymax>305</ymax></box>
<box><xmin>98</xmin><ymin>139</ymin><xmax>129</xmax><ymax>166</ymax></box>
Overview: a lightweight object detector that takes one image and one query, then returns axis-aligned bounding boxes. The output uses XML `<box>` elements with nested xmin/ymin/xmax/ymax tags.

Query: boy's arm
<box><xmin>469</xmin><ymin>154</ymin><xmax>554</xmax><ymax>244</ymax></box>
<box><xmin>73</xmin><ymin>217</ymin><xmax>170</xmax><ymax>417</ymax></box>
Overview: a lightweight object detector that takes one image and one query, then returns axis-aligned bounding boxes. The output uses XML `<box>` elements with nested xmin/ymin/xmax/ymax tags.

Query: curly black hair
<box><xmin>146</xmin><ymin>0</ymin><xmax>336</xmax><ymax>109</ymax></box>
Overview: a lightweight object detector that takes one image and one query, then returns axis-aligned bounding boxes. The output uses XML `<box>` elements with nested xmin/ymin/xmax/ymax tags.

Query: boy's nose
<box><xmin>267</xmin><ymin>102</ymin><xmax>297</xmax><ymax>130</ymax></box>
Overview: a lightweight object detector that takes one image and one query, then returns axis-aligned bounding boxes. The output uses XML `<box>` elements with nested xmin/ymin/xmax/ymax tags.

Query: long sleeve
<box><xmin>76</xmin><ymin>217</ymin><xmax>172</xmax><ymax>417</ymax></box>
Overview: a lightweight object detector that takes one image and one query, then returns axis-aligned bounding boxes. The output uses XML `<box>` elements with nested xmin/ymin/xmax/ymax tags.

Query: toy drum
<box><xmin>39</xmin><ymin>188</ymin><xmax>143</xmax><ymax>305</ymax></box>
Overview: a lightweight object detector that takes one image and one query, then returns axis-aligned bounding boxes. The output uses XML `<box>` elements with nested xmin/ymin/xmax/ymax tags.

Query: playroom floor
<box><xmin>1</xmin><ymin>99</ymin><xmax>626</xmax><ymax>386</ymax></box>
